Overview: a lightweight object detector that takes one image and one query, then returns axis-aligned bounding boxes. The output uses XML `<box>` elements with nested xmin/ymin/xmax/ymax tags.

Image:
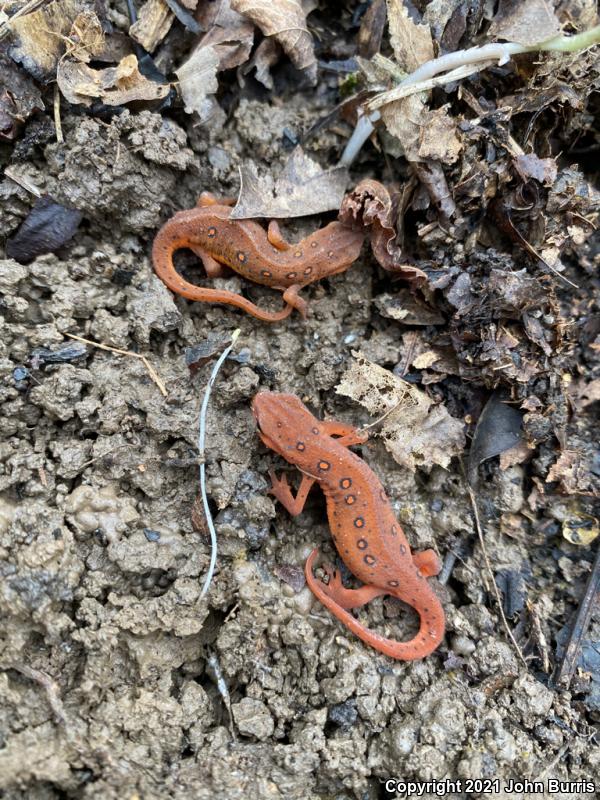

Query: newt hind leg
<box><xmin>412</xmin><ymin>549</ymin><xmax>442</xmax><ymax>577</ymax></box>
<box><xmin>310</xmin><ymin>556</ymin><xmax>385</xmax><ymax>610</ymax></box>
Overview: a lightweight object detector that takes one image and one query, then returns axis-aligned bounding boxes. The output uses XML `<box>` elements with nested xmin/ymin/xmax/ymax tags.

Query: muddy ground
<box><xmin>1</xmin><ymin>6</ymin><xmax>600</xmax><ymax>800</ymax></box>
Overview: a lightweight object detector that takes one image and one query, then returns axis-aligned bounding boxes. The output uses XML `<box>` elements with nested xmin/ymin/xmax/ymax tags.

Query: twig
<box><xmin>198</xmin><ymin>330</ymin><xmax>241</xmax><ymax>599</ymax></box>
<box><xmin>63</xmin><ymin>333</ymin><xmax>167</xmax><ymax>397</ymax></box>
<box><xmin>551</xmin><ymin>541</ymin><xmax>600</xmax><ymax>689</ymax></box>
<box><xmin>53</xmin><ymin>84</ymin><xmax>64</xmax><ymax>144</ymax></box>
<box><xmin>465</xmin><ymin>482</ymin><xmax>528</xmax><ymax>669</ymax></box>
<box><xmin>4</xmin><ymin>167</ymin><xmax>42</xmax><ymax>197</ymax></box>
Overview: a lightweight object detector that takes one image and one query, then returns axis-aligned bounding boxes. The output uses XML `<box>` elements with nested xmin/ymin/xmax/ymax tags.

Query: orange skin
<box><xmin>152</xmin><ymin>193</ymin><xmax>364</xmax><ymax>322</ymax></box>
<box><xmin>252</xmin><ymin>392</ymin><xmax>445</xmax><ymax>661</ymax></box>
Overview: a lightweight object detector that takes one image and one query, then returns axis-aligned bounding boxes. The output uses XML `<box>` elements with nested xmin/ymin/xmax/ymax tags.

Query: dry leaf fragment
<box><xmin>489</xmin><ymin>0</ymin><xmax>561</xmax><ymax>46</ymax></box>
<box><xmin>129</xmin><ymin>0</ymin><xmax>175</xmax><ymax>52</ymax></box>
<box><xmin>514</xmin><ymin>153</ymin><xmax>558</xmax><ymax>185</ymax></box>
<box><xmin>57</xmin><ymin>54</ymin><xmax>170</xmax><ymax>107</ymax></box>
<box><xmin>176</xmin><ymin>46</ymin><xmax>220</xmax><ymax>118</ymax></box>
<box><xmin>66</xmin><ymin>11</ymin><xmax>105</xmax><ymax>62</ymax></box>
<box><xmin>7</xmin><ymin>0</ymin><xmax>82</xmax><ymax>80</ymax></box>
<box><xmin>230</xmin><ymin>147</ymin><xmax>349</xmax><ymax>219</ymax></box>
<box><xmin>176</xmin><ymin>0</ymin><xmax>255</xmax><ymax>119</ymax></box>
<box><xmin>387</xmin><ymin>0</ymin><xmax>434</xmax><ymax>72</ymax></box>
<box><xmin>339</xmin><ymin>179</ymin><xmax>426</xmax><ymax>278</ymax></box>
<box><xmin>547</xmin><ymin>450</ymin><xmax>592</xmax><ymax>494</ymax></box>
<box><xmin>417</xmin><ymin>105</ymin><xmax>462</xmax><ymax>163</ymax></box>
<box><xmin>231</xmin><ymin>0</ymin><xmax>317</xmax><ymax>82</ymax></box>
<box><xmin>336</xmin><ymin>353</ymin><xmax>465</xmax><ymax>470</ymax></box>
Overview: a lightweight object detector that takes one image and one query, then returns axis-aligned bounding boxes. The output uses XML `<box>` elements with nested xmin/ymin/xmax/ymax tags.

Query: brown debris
<box><xmin>339</xmin><ymin>178</ymin><xmax>426</xmax><ymax>278</ymax></box>
<box><xmin>231</xmin><ymin>0</ymin><xmax>317</xmax><ymax>82</ymax></box>
<box><xmin>230</xmin><ymin>146</ymin><xmax>349</xmax><ymax>219</ymax></box>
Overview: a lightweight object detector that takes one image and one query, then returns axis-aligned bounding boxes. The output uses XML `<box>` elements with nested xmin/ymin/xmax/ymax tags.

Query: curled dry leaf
<box><xmin>339</xmin><ymin>179</ymin><xmax>426</xmax><ymax>278</ymax></box>
<box><xmin>65</xmin><ymin>11</ymin><xmax>105</xmax><ymax>62</ymax></box>
<box><xmin>231</xmin><ymin>0</ymin><xmax>317</xmax><ymax>82</ymax></box>
<box><xmin>336</xmin><ymin>353</ymin><xmax>465</xmax><ymax>471</ymax></box>
<box><xmin>230</xmin><ymin>147</ymin><xmax>349</xmax><ymax>219</ymax></box>
<box><xmin>57</xmin><ymin>54</ymin><xmax>170</xmax><ymax>107</ymax></box>
<box><xmin>177</xmin><ymin>0</ymin><xmax>255</xmax><ymax>118</ymax></box>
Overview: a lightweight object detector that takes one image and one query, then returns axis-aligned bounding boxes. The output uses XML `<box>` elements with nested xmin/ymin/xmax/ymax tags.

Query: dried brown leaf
<box><xmin>230</xmin><ymin>147</ymin><xmax>349</xmax><ymax>219</ymax></box>
<box><xmin>57</xmin><ymin>54</ymin><xmax>170</xmax><ymax>107</ymax></box>
<box><xmin>129</xmin><ymin>0</ymin><xmax>174</xmax><ymax>52</ymax></box>
<box><xmin>339</xmin><ymin>178</ymin><xmax>426</xmax><ymax>278</ymax></box>
<box><xmin>547</xmin><ymin>450</ymin><xmax>592</xmax><ymax>494</ymax></box>
<box><xmin>514</xmin><ymin>153</ymin><xmax>558</xmax><ymax>185</ymax></box>
<box><xmin>417</xmin><ymin>105</ymin><xmax>462</xmax><ymax>163</ymax></box>
<box><xmin>489</xmin><ymin>0</ymin><xmax>561</xmax><ymax>46</ymax></box>
<box><xmin>197</xmin><ymin>0</ymin><xmax>255</xmax><ymax>71</ymax></box>
<box><xmin>374</xmin><ymin>291</ymin><xmax>444</xmax><ymax>325</ymax></box>
<box><xmin>176</xmin><ymin>46</ymin><xmax>220</xmax><ymax>118</ymax></box>
<box><xmin>336</xmin><ymin>353</ymin><xmax>465</xmax><ymax>470</ymax></box>
<box><xmin>231</xmin><ymin>0</ymin><xmax>317</xmax><ymax>81</ymax></box>
<box><xmin>386</xmin><ymin>0</ymin><xmax>434</xmax><ymax>71</ymax></box>
<box><xmin>66</xmin><ymin>11</ymin><xmax>105</xmax><ymax>62</ymax></box>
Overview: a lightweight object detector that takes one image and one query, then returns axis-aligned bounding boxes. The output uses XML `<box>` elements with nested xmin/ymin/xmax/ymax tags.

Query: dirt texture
<box><xmin>1</xmin><ymin>2</ymin><xmax>600</xmax><ymax>800</ymax></box>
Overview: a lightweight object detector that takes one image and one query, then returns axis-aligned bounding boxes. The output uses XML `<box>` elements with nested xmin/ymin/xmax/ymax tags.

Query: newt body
<box><xmin>253</xmin><ymin>391</ymin><xmax>445</xmax><ymax>660</ymax></box>
<box><xmin>152</xmin><ymin>194</ymin><xmax>364</xmax><ymax>322</ymax></box>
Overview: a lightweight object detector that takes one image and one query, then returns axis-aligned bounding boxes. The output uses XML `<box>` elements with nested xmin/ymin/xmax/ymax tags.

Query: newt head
<box><xmin>252</xmin><ymin>392</ymin><xmax>317</xmax><ymax>455</ymax></box>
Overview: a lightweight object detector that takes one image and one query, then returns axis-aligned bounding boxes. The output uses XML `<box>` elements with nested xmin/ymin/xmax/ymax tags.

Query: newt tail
<box><xmin>305</xmin><ymin>549</ymin><xmax>445</xmax><ymax>660</ymax></box>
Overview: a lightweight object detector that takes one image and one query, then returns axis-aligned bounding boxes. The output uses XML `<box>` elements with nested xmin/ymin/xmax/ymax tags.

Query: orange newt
<box><xmin>152</xmin><ymin>193</ymin><xmax>364</xmax><ymax>323</ymax></box>
<box><xmin>252</xmin><ymin>391</ymin><xmax>445</xmax><ymax>660</ymax></box>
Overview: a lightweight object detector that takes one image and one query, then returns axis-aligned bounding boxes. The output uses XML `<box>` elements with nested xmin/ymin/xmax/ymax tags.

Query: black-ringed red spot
<box><xmin>391</xmin><ymin>525</ymin><xmax>398</xmax><ymax>536</ymax></box>
<box><xmin>276</xmin><ymin>422</ymin><xmax>282</xmax><ymax>428</ymax></box>
<box><xmin>364</xmin><ymin>554</ymin><xmax>376</xmax><ymax>566</ymax></box>
<box><xmin>345</xmin><ymin>494</ymin><xmax>356</xmax><ymax>505</ymax></box>
<box><xmin>340</xmin><ymin>477</ymin><xmax>352</xmax><ymax>490</ymax></box>
<box><xmin>388</xmin><ymin>580</ymin><xmax>399</xmax><ymax>587</ymax></box>
<box><xmin>296</xmin><ymin>441</ymin><xmax>305</xmax><ymax>451</ymax></box>
<box><xmin>207</xmin><ymin>226</ymin><xmax>217</xmax><ymax>238</ymax></box>
<box><xmin>357</xmin><ymin>539</ymin><xmax>368</xmax><ymax>550</ymax></box>
<box><xmin>310</xmin><ymin>241</ymin><xmax>318</xmax><ymax>248</ymax></box>
<box><xmin>399</xmin><ymin>544</ymin><xmax>406</xmax><ymax>554</ymax></box>
<box><xmin>317</xmin><ymin>460</ymin><xmax>330</xmax><ymax>472</ymax></box>
<box><xmin>294</xmin><ymin>250</ymin><xmax>303</xmax><ymax>258</ymax></box>
<box><xmin>261</xmin><ymin>269</ymin><xmax>272</xmax><ymax>278</ymax></box>
<box><xmin>303</xmin><ymin>266</ymin><xmax>313</xmax><ymax>276</ymax></box>
<box><xmin>237</xmin><ymin>250</ymin><xmax>247</xmax><ymax>263</ymax></box>
<box><xmin>286</xmin><ymin>272</ymin><xmax>297</xmax><ymax>279</ymax></box>
<box><xmin>312</xmin><ymin>427</ymin><xmax>319</xmax><ymax>435</ymax></box>
<box><xmin>327</xmin><ymin>250</ymin><xmax>334</xmax><ymax>257</ymax></box>
<box><xmin>354</xmin><ymin>516</ymin><xmax>365</xmax><ymax>528</ymax></box>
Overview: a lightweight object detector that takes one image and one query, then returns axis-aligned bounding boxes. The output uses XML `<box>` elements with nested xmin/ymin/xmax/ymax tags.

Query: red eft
<box><xmin>152</xmin><ymin>193</ymin><xmax>364</xmax><ymax>323</ymax></box>
<box><xmin>252</xmin><ymin>391</ymin><xmax>445</xmax><ymax>660</ymax></box>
